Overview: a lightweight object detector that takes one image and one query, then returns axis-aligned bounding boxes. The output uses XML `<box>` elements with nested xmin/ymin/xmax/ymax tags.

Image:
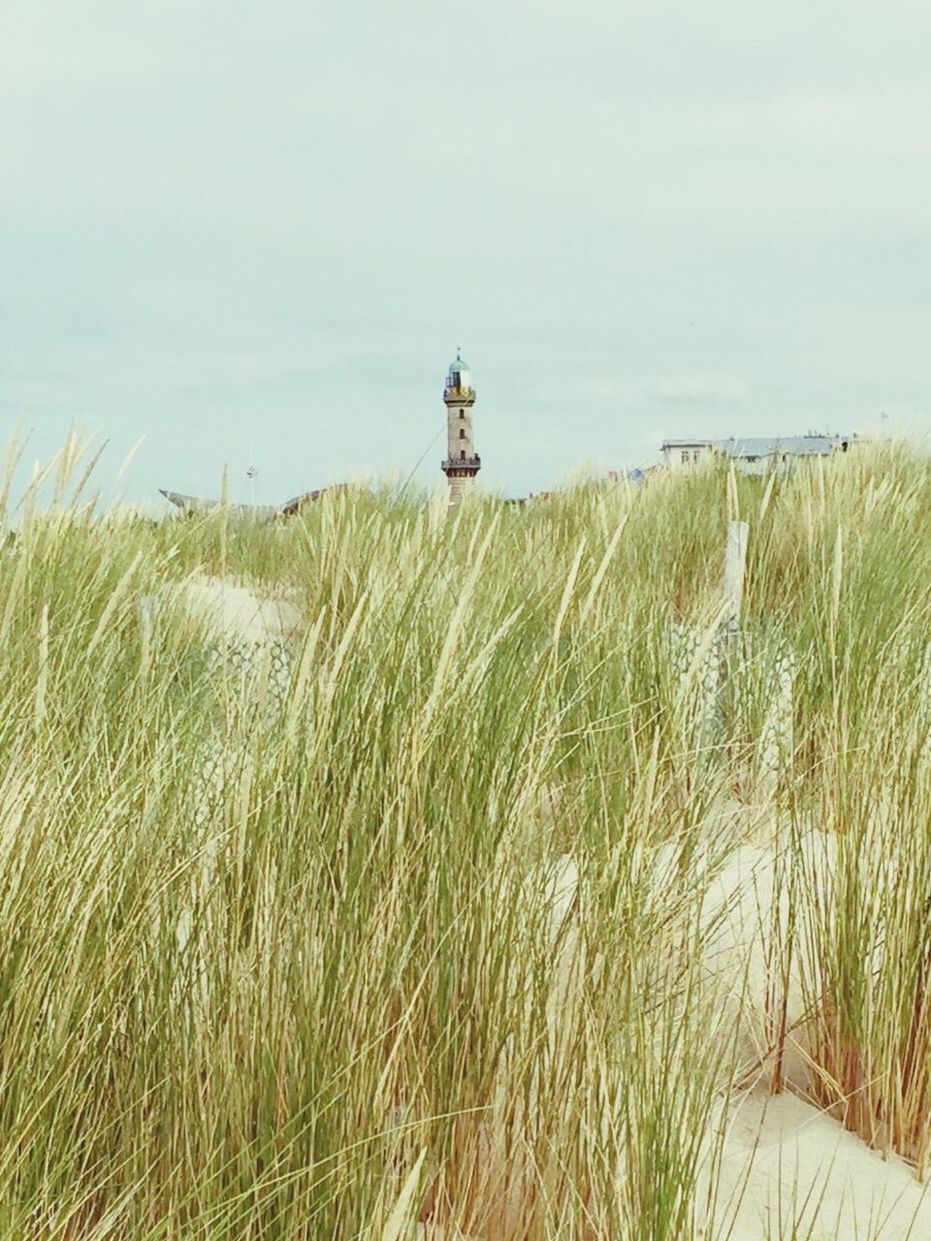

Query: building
<box><xmin>159</xmin><ymin>483</ymin><xmax>347</xmax><ymax>520</ymax></box>
<box><xmin>159</xmin><ymin>491</ymin><xmax>279</xmax><ymax>519</ymax></box>
<box><xmin>661</xmin><ymin>434</ymin><xmax>855</xmax><ymax>473</ymax></box>
<box><xmin>441</xmin><ymin>353</ymin><xmax>480</xmax><ymax>503</ymax></box>
<box><xmin>661</xmin><ymin>441</ymin><xmax>717</xmax><ymax>469</ymax></box>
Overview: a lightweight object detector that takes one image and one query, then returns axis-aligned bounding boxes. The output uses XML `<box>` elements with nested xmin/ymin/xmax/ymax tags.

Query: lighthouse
<box><xmin>441</xmin><ymin>352</ymin><xmax>480</xmax><ymax>503</ymax></box>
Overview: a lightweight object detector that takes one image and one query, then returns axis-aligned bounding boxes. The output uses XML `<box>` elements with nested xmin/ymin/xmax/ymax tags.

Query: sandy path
<box><xmin>719</xmin><ymin>1090</ymin><xmax>931</xmax><ymax>1240</ymax></box>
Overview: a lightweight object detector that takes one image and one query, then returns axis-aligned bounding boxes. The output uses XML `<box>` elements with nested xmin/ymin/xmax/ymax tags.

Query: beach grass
<box><xmin>0</xmin><ymin>439</ymin><xmax>927</xmax><ymax>1237</ymax></box>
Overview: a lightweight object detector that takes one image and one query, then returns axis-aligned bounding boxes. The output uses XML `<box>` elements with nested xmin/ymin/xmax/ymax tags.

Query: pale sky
<box><xmin>2</xmin><ymin>1</ymin><xmax>930</xmax><ymax>504</ymax></box>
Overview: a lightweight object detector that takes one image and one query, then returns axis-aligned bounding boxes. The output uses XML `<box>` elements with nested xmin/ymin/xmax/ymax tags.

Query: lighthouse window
<box><xmin>459</xmin><ymin>427</ymin><xmax>466</xmax><ymax>439</ymax></box>
<box><xmin>460</xmin><ymin>449</ymin><xmax>466</xmax><ymax>460</ymax></box>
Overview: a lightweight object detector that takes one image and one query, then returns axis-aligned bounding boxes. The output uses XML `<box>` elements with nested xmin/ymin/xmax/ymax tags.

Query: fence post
<box><xmin>724</xmin><ymin>520</ymin><xmax>749</xmax><ymax>634</ymax></box>
<box><xmin>759</xmin><ymin>650</ymin><xmax>795</xmax><ymax>797</ymax></box>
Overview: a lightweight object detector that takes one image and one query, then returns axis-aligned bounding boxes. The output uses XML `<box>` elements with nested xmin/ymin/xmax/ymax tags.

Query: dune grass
<box><xmin>0</xmin><ymin>439</ymin><xmax>927</xmax><ymax>1237</ymax></box>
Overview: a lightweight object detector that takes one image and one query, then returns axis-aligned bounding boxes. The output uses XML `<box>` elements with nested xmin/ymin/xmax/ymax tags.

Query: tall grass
<box><xmin>0</xmin><ymin>439</ymin><xmax>927</xmax><ymax>1237</ymax></box>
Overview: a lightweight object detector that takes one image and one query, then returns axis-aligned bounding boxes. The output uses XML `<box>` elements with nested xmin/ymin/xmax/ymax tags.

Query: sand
<box><xmin>719</xmin><ymin>1089</ymin><xmax>931</xmax><ymax>1240</ymax></box>
<box><xmin>139</xmin><ymin>571</ymin><xmax>303</xmax><ymax>646</ymax></box>
<box><xmin>176</xmin><ymin>572</ymin><xmax>303</xmax><ymax>643</ymax></box>
<box><xmin>706</xmin><ymin>828</ymin><xmax>931</xmax><ymax>1238</ymax></box>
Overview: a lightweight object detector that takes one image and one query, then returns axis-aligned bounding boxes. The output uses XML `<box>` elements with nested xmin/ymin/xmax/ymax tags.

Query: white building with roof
<box><xmin>661</xmin><ymin>434</ymin><xmax>855</xmax><ymax>472</ymax></box>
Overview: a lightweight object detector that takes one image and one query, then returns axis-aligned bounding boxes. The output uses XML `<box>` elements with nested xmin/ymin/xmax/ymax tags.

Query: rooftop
<box><xmin>661</xmin><ymin>435</ymin><xmax>853</xmax><ymax>457</ymax></box>
<box><xmin>719</xmin><ymin>435</ymin><xmax>851</xmax><ymax>457</ymax></box>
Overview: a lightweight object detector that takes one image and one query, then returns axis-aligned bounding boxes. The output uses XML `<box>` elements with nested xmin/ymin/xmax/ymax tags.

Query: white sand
<box><xmin>176</xmin><ymin>572</ymin><xmax>303</xmax><ymax>643</ymax></box>
<box><xmin>139</xmin><ymin>572</ymin><xmax>303</xmax><ymax>645</ymax></box>
<box><xmin>719</xmin><ymin>1089</ymin><xmax>931</xmax><ymax>1240</ymax></box>
<box><xmin>700</xmin><ymin>831</ymin><xmax>836</xmax><ymax>1092</ymax></box>
<box><xmin>703</xmin><ymin>828</ymin><xmax>931</xmax><ymax>1238</ymax></box>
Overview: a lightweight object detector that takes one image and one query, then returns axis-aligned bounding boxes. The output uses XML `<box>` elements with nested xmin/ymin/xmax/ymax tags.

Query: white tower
<box><xmin>441</xmin><ymin>351</ymin><xmax>480</xmax><ymax>503</ymax></box>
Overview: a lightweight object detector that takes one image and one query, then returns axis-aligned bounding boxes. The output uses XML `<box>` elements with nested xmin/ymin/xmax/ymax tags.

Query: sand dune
<box><xmin>720</xmin><ymin>1089</ymin><xmax>931</xmax><ymax>1240</ymax></box>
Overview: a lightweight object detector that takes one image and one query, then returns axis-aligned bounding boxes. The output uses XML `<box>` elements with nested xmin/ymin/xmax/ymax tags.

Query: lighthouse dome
<box><xmin>446</xmin><ymin>352</ymin><xmax>472</xmax><ymax>394</ymax></box>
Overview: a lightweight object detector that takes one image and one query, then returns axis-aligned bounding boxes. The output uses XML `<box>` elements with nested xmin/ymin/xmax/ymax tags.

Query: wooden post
<box><xmin>719</xmin><ymin>520</ymin><xmax>748</xmax><ymax>781</ymax></box>
<box><xmin>724</xmin><ymin>520</ymin><xmax>749</xmax><ymax>633</ymax></box>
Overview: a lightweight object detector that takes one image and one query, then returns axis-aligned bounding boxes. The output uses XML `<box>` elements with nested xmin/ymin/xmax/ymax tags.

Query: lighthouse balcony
<box><xmin>442</xmin><ymin>455</ymin><xmax>481</xmax><ymax>473</ymax></box>
<box><xmin>443</xmin><ymin>385</ymin><xmax>475</xmax><ymax>399</ymax></box>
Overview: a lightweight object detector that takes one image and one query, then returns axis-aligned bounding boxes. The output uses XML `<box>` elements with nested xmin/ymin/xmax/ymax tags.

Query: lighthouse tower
<box><xmin>441</xmin><ymin>352</ymin><xmax>480</xmax><ymax>503</ymax></box>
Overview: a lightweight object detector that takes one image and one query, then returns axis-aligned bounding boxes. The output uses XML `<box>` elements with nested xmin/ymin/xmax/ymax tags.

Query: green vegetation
<box><xmin>0</xmin><ymin>439</ymin><xmax>928</xmax><ymax>1238</ymax></box>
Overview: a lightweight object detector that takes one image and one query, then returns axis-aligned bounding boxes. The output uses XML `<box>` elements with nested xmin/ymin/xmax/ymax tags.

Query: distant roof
<box><xmin>718</xmin><ymin>435</ymin><xmax>850</xmax><ymax>458</ymax></box>
<box><xmin>449</xmin><ymin>353</ymin><xmax>469</xmax><ymax>373</ymax></box>
<box><xmin>160</xmin><ymin>483</ymin><xmax>348</xmax><ymax>520</ymax></box>
<box><xmin>278</xmin><ymin>483</ymin><xmax>349</xmax><ymax>515</ymax></box>
<box><xmin>661</xmin><ymin>435</ymin><xmax>853</xmax><ymax>458</ymax></box>
<box><xmin>158</xmin><ymin>490</ymin><xmax>279</xmax><ymax>519</ymax></box>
